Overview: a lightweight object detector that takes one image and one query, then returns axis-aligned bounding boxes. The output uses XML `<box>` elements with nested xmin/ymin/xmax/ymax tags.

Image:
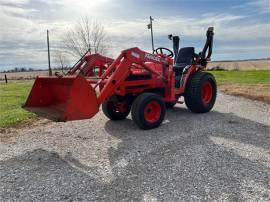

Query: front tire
<box><xmin>131</xmin><ymin>93</ymin><xmax>166</xmax><ymax>129</ymax></box>
<box><xmin>184</xmin><ymin>72</ymin><xmax>217</xmax><ymax>113</ymax></box>
<box><xmin>102</xmin><ymin>96</ymin><xmax>131</xmax><ymax>120</ymax></box>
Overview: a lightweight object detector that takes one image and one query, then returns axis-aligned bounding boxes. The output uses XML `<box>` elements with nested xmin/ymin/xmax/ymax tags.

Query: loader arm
<box><xmin>95</xmin><ymin>47</ymin><xmax>170</xmax><ymax>104</ymax></box>
<box><xmin>68</xmin><ymin>53</ymin><xmax>113</xmax><ymax>76</ymax></box>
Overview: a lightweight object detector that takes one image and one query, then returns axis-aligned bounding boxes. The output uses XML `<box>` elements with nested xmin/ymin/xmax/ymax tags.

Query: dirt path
<box><xmin>0</xmin><ymin>93</ymin><xmax>269</xmax><ymax>201</ymax></box>
<box><xmin>218</xmin><ymin>83</ymin><xmax>270</xmax><ymax>104</ymax></box>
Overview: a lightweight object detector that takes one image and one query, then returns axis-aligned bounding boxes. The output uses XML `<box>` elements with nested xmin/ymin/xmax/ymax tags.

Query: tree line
<box><xmin>1</xmin><ymin>66</ymin><xmax>72</xmax><ymax>73</ymax></box>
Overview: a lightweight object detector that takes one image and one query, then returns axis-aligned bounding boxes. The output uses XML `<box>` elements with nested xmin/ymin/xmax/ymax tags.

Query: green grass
<box><xmin>0</xmin><ymin>81</ymin><xmax>35</xmax><ymax>128</ymax></box>
<box><xmin>209</xmin><ymin>70</ymin><xmax>270</xmax><ymax>84</ymax></box>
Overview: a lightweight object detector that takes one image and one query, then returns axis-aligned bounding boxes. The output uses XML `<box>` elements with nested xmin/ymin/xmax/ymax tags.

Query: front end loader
<box><xmin>23</xmin><ymin>27</ymin><xmax>216</xmax><ymax>129</ymax></box>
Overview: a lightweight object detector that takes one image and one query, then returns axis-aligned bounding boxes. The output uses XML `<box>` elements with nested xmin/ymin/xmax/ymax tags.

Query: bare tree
<box><xmin>63</xmin><ymin>17</ymin><xmax>109</xmax><ymax>58</ymax></box>
<box><xmin>57</xmin><ymin>51</ymin><xmax>66</xmax><ymax>69</ymax></box>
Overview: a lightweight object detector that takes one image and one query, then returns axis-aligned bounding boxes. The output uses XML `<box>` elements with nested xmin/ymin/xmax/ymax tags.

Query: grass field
<box><xmin>0</xmin><ymin>81</ymin><xmax>35</xmax><ymax>128</ymax></box>
<box><xmin>210</xmin><ymin>70</ymin><xmax>270</xmax><ymax>84</ymax></box>
<box><xmin>210</xmin><ymin>70</ymin><xmax>270</xmax><ymax>103</ymax></box>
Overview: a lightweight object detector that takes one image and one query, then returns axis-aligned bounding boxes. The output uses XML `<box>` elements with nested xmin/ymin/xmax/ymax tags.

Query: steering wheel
<box><xmin>154</xmin><ymin>47</ymin><xmax>174</xmax><ymax>58</ymax></box>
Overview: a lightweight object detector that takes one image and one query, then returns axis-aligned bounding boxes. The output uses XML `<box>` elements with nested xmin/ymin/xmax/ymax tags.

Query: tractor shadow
<box><xmin>1</xmin><ymin>107</ymin><xmax>269</xmax><ymax>201</ymax></box>
<box><xmin>105</xmin><ymin>106</ymin><xmax>270</xmax><ymax>151</ymax></box>
<box><xmin>103</xmin><ymin>106</ymin><xmax>270</xmax><ymax>200</ymax></box>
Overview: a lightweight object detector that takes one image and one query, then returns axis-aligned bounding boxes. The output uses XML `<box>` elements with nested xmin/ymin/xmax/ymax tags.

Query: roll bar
<box><xmin>201</xmin><ymin>27</ymin><xmax>214</xmax><ymax>59</ymax></box>
<box><xmin>168</xmin><ymin>34</ymin><xmax>180</xmax><ymax>63</ymax></box>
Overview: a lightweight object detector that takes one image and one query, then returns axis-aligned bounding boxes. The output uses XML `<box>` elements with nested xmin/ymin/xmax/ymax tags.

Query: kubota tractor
<box><xmin>23</xmin><ymin>27</ymin><xmax>216</xmax><ymax>129</ymax></box>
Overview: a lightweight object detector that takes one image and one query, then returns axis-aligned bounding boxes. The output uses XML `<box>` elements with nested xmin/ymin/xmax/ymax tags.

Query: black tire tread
<box><xmin>185</xmin><ymin>71</ymin><xmax>217</xmax><ymax>113</ymax></box>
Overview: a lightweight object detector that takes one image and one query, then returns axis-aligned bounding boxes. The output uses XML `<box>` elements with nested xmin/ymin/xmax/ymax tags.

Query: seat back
<box><xmin>173</xmin><ymin>47</ymin><xmax>195</xmax><ymax>88</ymax></box>
<box><xmin>175</xmin><ymin>47</ymin><xmax>195</xmax><ymax>67</ymax></box>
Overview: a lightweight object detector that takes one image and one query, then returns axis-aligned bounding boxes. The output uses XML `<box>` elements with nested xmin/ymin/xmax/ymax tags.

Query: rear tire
<box><xmin>102</xmin><ymin>96</ymin><xmax>131</xmax><ymax>120</ymax></box>
<box><xmin>184</xmin><ymin>72</ymin><xmax>217</xmax><ymax>113</ymax></box>
<box><xmin>165</xmin><ymin>102</ymin><xmax>176</xmax><ymax>108</ymax></box>
<box><xmin>131</xmin><ymin>93</ymin><xmax>166</xmax><ymax>129</ymax></box>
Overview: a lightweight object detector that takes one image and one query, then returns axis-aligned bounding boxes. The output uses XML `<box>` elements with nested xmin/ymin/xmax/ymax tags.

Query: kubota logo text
<box><xmin>145</xmin><ymin>53</ymin><xmax>161</xmax><ymax>62</ymax></box>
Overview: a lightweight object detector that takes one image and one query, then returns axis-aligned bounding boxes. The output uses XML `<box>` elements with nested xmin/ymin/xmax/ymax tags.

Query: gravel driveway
<box><xmin>0</xmin><ymin>93</ymin><xmax>269</xmax><ymax>201</ymax></box>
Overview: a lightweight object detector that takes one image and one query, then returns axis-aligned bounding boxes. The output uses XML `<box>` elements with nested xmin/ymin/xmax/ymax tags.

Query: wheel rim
<box><xmin>201</xmin><ymin>81</ymin><xmax>213</xmax><ymax>104</ymax></box>
<box><xmin>115</xmin><ymin>101</ymin><xmax>129</xmax><ymax>113</ymax></box>
<box><xmin>144</xmin><ymin>101</ymin><xmax>161</xmax><ymax>123</ymax></box>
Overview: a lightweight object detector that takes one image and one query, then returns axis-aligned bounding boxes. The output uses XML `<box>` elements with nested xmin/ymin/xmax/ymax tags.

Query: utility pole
<box><xmin>47</xmin><ymin>30</ymin><xmax>52</xmax><ymax>76</ymax></box>
<box><xmin>147</xmin><ymin>16</ymin><xmax>155</xmax><ymax>53</ymax></box>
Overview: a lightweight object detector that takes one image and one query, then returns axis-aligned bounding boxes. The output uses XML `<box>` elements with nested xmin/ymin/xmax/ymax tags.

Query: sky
<box><xmin>0</xmin><ymin>0</ymin><xmax>270</xmax><ymax>70</ymax></box>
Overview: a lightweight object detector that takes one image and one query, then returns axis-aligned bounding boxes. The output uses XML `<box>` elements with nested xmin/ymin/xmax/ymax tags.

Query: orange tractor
<box><xmin>23</xmin><ymin>27</ymin><xmax>216</xmax><ymax>129</ymax></box>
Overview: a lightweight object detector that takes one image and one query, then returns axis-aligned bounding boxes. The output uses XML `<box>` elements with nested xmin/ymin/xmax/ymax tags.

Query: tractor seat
<box><xmin>173</xmin><ymin>47</ymin><xmax>195</xmax><ymax>88</ymax></box>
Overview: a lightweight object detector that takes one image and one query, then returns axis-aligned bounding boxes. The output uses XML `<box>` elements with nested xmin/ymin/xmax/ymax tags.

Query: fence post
<box><xmin>4</xmin><ymin>74</ymin><xmax>8</xmax><ymax>84</ymax></box>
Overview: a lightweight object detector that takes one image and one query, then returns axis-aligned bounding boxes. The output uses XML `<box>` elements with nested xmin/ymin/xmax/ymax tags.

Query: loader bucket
<box><xmin>23</xmin><ymin>75</ymin><xmax>99</xmax><ymax>121</ymax></box>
